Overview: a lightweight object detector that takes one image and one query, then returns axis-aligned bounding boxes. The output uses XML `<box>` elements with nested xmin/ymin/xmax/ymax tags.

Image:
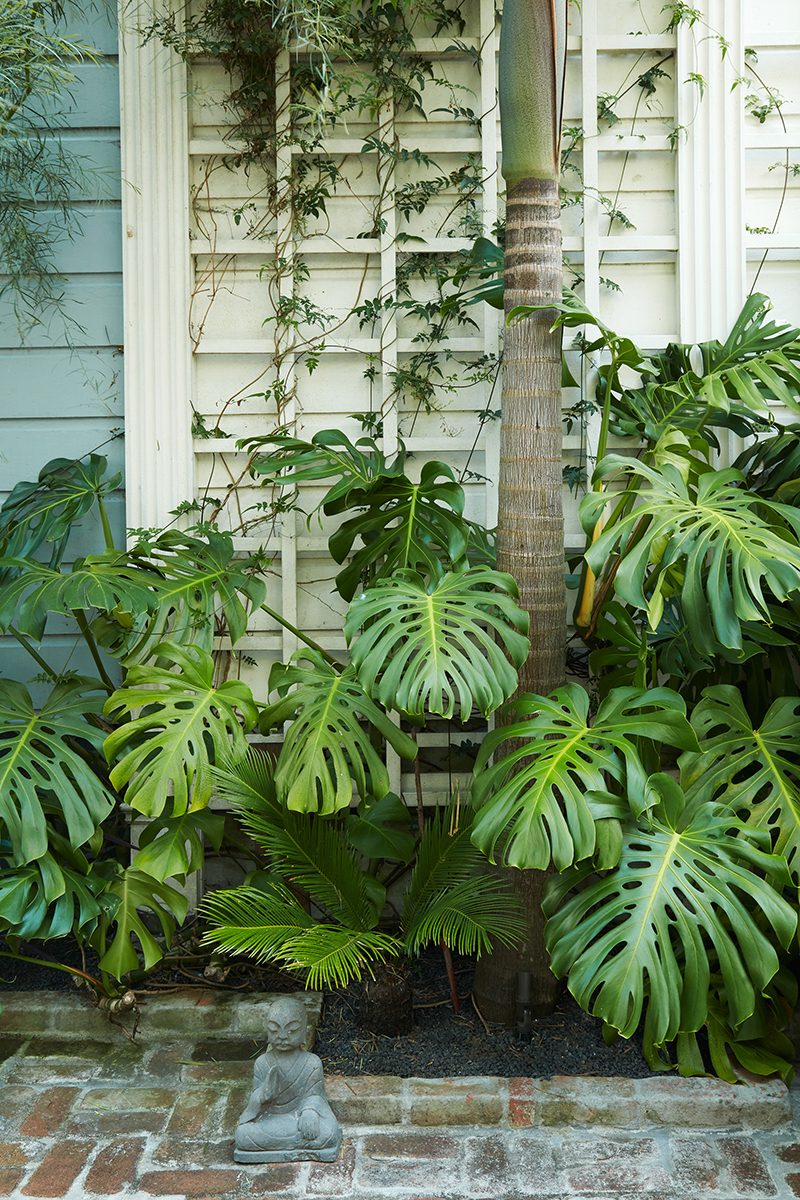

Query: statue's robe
<box><xmin>234</xmin><ymin>1049</ymin><xmax>342</xmax><ymax>1163</ymax></box>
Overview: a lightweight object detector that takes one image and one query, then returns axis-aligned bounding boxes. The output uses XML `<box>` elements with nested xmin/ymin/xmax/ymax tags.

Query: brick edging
<box><xmin>325</xmin><ymin>1073</ymin><xmax>792</xmax><ymax>1130</ymax></box>
<box><xmin>0</xmin><ymin>989</ymin><xmax>322</xmax><ymax>1042</ymax></box>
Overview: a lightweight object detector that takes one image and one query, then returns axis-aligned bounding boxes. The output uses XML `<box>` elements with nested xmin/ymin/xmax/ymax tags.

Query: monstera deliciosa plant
<box><xmin>0</xmin><ymin>436</ymin><xmax>529</xmax><ymax>1002</ymax></box>
<box><xmin>462</xmin><ymin>292</ymin><xmax>800</xmax><ymax>1081</ymax></box>
<box><xmin>0</xmin><ymin>455</ymin><xmax>268</xmax><ymax>992</ymax></box>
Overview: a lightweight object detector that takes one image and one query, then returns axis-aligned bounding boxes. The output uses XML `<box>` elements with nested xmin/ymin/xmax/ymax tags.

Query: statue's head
<box><xmin>267</xmin><ymin>996</ymin><xmax>307</xmax><ymax>1052</ymax></box>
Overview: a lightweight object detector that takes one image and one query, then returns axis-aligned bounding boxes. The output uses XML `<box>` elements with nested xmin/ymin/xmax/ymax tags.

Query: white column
<box><xmin>481</xmin><ymin>0</ymin><xmax>501</xmax><ymax>528</ymax></box>
<box><xmin>677</xmin><ymin>0</ymin><xmax>745</xmax><ymax>341</ymax></box>
<box><xmin>118</xmin><ymin>3</ymin><xmax>194</xmax><ymax>533</ymax></box>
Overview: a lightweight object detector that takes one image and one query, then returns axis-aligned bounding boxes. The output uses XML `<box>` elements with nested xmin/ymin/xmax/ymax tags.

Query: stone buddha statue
<box><xmin>234</xmin><ymin>996</ymin><xmax>342</xmax><ymax>1163</ymax></box>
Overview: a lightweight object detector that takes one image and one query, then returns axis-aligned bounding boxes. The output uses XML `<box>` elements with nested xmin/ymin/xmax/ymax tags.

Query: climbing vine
<box><xmin>142</xmin><ymin>0</ymin><xmax>795</xmax><ymax>532</ymax></box>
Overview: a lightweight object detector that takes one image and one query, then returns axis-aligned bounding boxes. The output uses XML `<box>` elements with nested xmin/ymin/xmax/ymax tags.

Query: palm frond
<box><xmin>281</xmin><ymin>926</ymin><xmax>402</xmax><ymax>989</ymax></box>
<box><xmin>200</xmin><ymin>882</ymin><xmax>313</xmax><ymax>963</ymax></box>
<box><xmin>401</xmin><ymin>802</ymin><xmax>489</xmax><ymax>933</ymax></box>
<box><xmin>234</xmin><ymin>810</ymin><xmax>383</xmax><ymax>932</ymax></box>
<box><xmin>211</xmin><ymin>747</ymin><xmax>282</xmax><ymax>819</ymax></box>
<box><xmin>403</xmin><ymin>877</ymin><xmax>526</xmax><ymax>958</ymax></box>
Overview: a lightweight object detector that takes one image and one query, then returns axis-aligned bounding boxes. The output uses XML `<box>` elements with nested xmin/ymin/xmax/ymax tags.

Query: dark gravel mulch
<box><xmin>0</xmin><ymin>935</ymin><xmax>652</xmax><ymax>1079</ymax></box>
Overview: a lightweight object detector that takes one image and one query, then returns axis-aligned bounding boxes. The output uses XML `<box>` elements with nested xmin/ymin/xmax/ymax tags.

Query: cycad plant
<box><xmin>200</xmin><ymin>748</ymin><xmax>526</xmax><ymax>1017</ymax></box>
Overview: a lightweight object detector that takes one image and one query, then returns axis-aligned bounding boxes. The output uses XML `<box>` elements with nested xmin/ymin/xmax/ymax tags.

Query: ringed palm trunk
<box><xmin>472</xmin><ymin>0</ymin><xmax>568</xmax><ymax>1024</ymax></box>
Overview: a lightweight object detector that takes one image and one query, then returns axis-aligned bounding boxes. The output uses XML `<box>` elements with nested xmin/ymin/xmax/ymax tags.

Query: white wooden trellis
<box><xmin>118</xmin><ymin>0</ymin><xmax>799</xmax><ymax>897</ymax></box>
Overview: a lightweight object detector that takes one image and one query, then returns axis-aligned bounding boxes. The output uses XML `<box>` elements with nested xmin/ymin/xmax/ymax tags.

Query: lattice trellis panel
<box><xmin>119</xmin><ymin>0</ymin><xmax>795</xmax><ymax>885</ymax></box>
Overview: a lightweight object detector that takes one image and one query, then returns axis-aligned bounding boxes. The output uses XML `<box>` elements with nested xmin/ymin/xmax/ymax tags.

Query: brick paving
<box><xmin>1</xmin><ymin>990</ymin><xmax>800</xmax><ymax>1197</ymax></box>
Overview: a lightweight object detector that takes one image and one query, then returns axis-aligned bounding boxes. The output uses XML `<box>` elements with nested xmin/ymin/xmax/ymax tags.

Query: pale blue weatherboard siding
<box><xmin>0</xmin><ymin>7</ymin><xmax>124</xmax><ymax>686</ymax></box>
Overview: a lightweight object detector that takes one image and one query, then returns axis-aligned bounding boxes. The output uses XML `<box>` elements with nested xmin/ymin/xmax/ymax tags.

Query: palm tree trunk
<box><xmin>472</xmin><ymin>177</ymin><xmax>565</xmax><ymax>1025</ymax></box>
<box><xmin>498</xmin><ymin>175</ymin><xmax>565</xmax><ymax>698</ymax></box>
<box><xmin>472</xmin><ymin>0</ymin><xmax>568</xmax><ymax>1024</ymax></box>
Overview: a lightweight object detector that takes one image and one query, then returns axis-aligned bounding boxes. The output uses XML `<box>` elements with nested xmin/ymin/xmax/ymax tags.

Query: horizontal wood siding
<box><xmin>0</xmin><ymin>7</ymin><xmax>123</xmax><ymax>685</ymax></box>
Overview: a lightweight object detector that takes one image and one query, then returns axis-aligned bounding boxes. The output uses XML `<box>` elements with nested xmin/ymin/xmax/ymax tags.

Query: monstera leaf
<box><xmin>244</xmin><ymin>430</ymin><xmax>470</xmax><ymax>600</ymax></box>
<box><xmin>104</xmin><ymin>642</ymin><xmax>258</xmax><ymax>818</ymax></box>
<box><xmin>0</xmin><ymin>531</ymin><xmax>266</xmax><ymax>661</ymax></box>
<box><xmin>680</xmin><ymin>686</ymin><xmax>800</xmax><ymax>883</ymax></box>
<box><xmin>345</xmin><ymin>567</ymin><xmax>530</xmax><ymax>720</ymax></box>
<box><xmin>0</xmin><ymin>553</ymin><xmax>162</xmax><ymax>643</ymax></box>
<box><xmin>201</xmin><ymin>882</ymin><xmax>401</xmax><ymax>989</ymax></box>
<box><xmin>0</xmin><ymin>677</ymin><xmax>116</xmax><ymax>864</ymax></box>
<box><xmin>93</xmin><ymin>867</ymin><xmax>188</xmax><ymax>978</ymax></box>
<box><xmin>583</xmin><ymin>458</ymin><xmax>800</xmax><ymax>651</ymax></box>
<box><xmin>134</xmin><ymin>807</ymin><xmax>226</xmax><ymax>881</ymax></box>
<box><xmin>543</xmin><ymin>775</ymin><xmax>797</xmax><ymax>1047</ymax></box>
<box><xmin>441</xmin><ymin>236</ymin><xmax>505</xmax><ymax>311</ymax></box>
<box><xmin>470</xmin><ymin>684</ymin><xmax>697</xmax><ymax>870</ymax></box>
<box><xmin>244</xmin><ymin>428</ymin><xmax>404</xmax><ymax>510</ymax></box>
<box><xmin>0</xmin><ymin>453</ymin><xmax>120</xmax><ymax>567</ymax></box>
<box><xmin>262</xmin><ymin>650</ymin><xmax>417</xmax><ymax>814</ymax></box>
<box><xmin>328</xmin><ymin>462</ymin><xmax>468</xmax><ymax>601</ymax></box>
<box><xmin>345</xmin><ymin>792</ymin><xmax>415</xmax><ymax>864</ymax></box>
<box><xmin>670</xmin><ymin>974</ymin><xmax>797</xmax><ymax>1083</ymax></box>
<box><xmin>0</xmin><ymin>853</ymin><xmax>117</xmax><ymax>942</ymax></box>
<box><xmin>102</xmin><ymin>531</ymin><xmax>267</xmax><ymax>666</ymax></box>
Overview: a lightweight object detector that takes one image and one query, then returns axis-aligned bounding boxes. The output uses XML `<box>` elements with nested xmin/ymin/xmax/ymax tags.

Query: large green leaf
<box><xmin>345</xmin><ymin>567</ymin><xmax>530</xmax><ymax>720</ymax></box>
<box><xmin>328</xmin><ymin>461</ymin><xmax>468</xmax><ymax>601</ymax></box>
<box><xmin>0</xmin><ymin>677</ymin><xmax>116</xmax><ymax>864</ymax></box>
<box><xmin>0</xmin><ymin>531</ymin><xmax>266</xmax><ymax>660</ymax></box>
<box><xmin>101</xmin><ymin>531</ymin><xmax>268</xmax><ymax>666</ymax></box>
<box><xmin>441</xmin><ymin>236</ymin><xmax>504</xmax><ymax>312</ymax></box>
<box><xmin>543</xmin><ymin>775</ymin><xmax>796</xmax><ymax>1045</ymax></box>
<box><xmin>0</xmin><ymin>554</ymin><xmax>163</xmax><ymax>643</ymax></box>
<box><xmin>244</xmin><ymin>430</ymin><xmax>470</xmax><ymax>601</ymax></box>
<box><xmin>244</xmin><ymin>429</ymin><xmax>405</xmax><ymax>512</ymax></box>
<box><xmin>0</xmin><ymin>454</ymin><xmax>120</xmax><ymax>567</ymax></box>
<box><xmin>345</xmin><ymin>792</ymin><xmax>415</xmax><ymax>864</ymax></box>
<box><xmin>104</xmin><ymin>642</ymin><xmax>258</xmax><ymax>818</ymax></box>
<box><xmin>680</xmin><ymin>686</ymin><xmax>800</xmax><ymax>884</ymax></box>
<box><xmin>201</xmin><ymin>882</ymin><xmax>401</xmax><ymax>989</ymax></box>
<box><xmin>0</xmin><ymin>855</ymin><xmax>116</xmax><ymax>941</ymax></box>
<box><xmin>470</xmin><ymin>683</ymin><xmax>698</xmax><ymax>870</ymax></box>
<box><xmin>508</xmin><ymin>291</ymin><xmax>800</xmax><ymax>452</ymax></box>
<box><xmin>262</xmin><ymin>650</ymin><xmax>417</xmax><ymax>814</ymax></box>
<box><xmin>583</xmin><ymin>458</ymin><xmax>800</xmax><ymax>651</ymax></box>
<box><xmin>735</xmin><ymin>423</ymin><xmax>800</xmax><ymax>504</ymax></box>
<box><xmin>94</xmin><ymin>867</ymin><xmax>188</xmax><ymax>978</ymax></box>
<box><xmin>134</xmin><ymin>807</ymin><xmax>226</xmax><ymax>881</ymax></box>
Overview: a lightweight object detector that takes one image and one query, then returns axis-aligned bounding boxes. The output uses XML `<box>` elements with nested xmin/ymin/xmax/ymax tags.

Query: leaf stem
<box><xmin>97</xmin><ymin>495</ymin><xmax>116</xmax><ymax>552</ymax></box>
<box><xmin>7</xmin><ymin>625</ymin><xmax>60</xmax><ymax>680</ymax></box>
<box><xmin>260</xmin><ymin>603</ymin><xmax>344</xmax><ymax>668</ymax></box>
<box><xmin>0</xmin><ymin>951</ymin><xmax>113</xmax><ymax>997</ymax></box>
<box><xmin>71</xmin><ymin>609</ymin><xmax>116</xmax><ymax>693</ymax></box>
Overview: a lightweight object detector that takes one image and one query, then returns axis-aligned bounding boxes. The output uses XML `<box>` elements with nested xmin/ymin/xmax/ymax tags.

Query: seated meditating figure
<box><xmin>234</xmin><ymin>996</ymin><xmax>342</xmax><ymax>1163</ymax></box>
